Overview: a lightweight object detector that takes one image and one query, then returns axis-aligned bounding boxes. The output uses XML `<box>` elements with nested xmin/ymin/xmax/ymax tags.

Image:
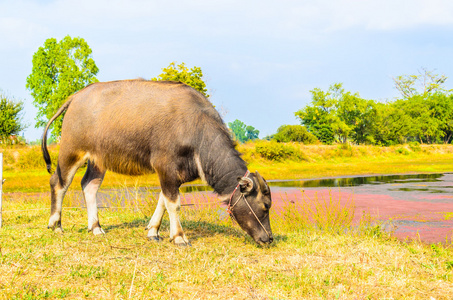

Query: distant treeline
<box><xmin>293</xmin><ymin>70</ymin><xmax>453</xmax><ymax>146</ymax></box>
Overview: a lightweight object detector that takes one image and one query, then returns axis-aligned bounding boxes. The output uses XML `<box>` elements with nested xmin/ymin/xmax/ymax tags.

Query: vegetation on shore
<box><xmin>1</xmin><ymin>142</ymin><xmax>453</xmax><ymax>192</ymax></box>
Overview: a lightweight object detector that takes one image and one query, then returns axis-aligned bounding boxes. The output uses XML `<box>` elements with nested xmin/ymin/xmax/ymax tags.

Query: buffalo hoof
<box><xmin>173</xmin><ymin>236</ymin><xmax>191</xmax><ymax>247</ymax></box>
<box><xmin>175</xmin><ymin>241</ymin><xmax>192</xmax><ymax>247</ymax></box>
<box><xmin>148</xmin><ymin>235</ymin><xmax>163</xmax><ymax>242</ymax></box>
<box><xmin>52</xmin><ymin>227</ymin><xmax>64</xmax><ymax>234</ymax></box>
<box><xmin>92</xmin><ymin>227</ymin><xmax>105</xmax><ymax>235</ymax></box>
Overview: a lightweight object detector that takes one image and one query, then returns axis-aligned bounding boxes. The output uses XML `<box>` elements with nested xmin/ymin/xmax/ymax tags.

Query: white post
<box><xmin>0</xmin><ymin>152</ymin><xmax>3</xmax><ymax>228</ymax></box>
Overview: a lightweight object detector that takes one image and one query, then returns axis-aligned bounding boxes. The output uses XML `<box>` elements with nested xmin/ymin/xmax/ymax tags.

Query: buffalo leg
<box><xmin>146</xmin><ymin>192</ymin><xmax>166</xmax><ymax>241</ymax></box>
<box><xmin>81</xmin><ymin>160</ymin><xmax>106</xmax><ymax>235</ymax></box>
<box><xmin>163</xmin><ymin>192</ymin><xmax>190</xmax><ymax>246</ymax></box>
<box><xmin>152</xmin><ymin>167</ymin><xmax>190</xmax><ymax>246</ymax></box>
<box><xmin>48</xmin><ymin>153</ymin><xmax>87</xmax><ymax>232</ymax></box>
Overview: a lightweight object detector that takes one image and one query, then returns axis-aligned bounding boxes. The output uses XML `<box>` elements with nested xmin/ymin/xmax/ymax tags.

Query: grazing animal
<box><xmin>41</xmin><ymin>80</ymin><xmax>273</xmax><ymax>246</ymax></box>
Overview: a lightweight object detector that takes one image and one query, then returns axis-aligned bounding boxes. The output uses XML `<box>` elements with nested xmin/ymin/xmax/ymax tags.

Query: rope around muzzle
<box><xmin>227</xmin><ymin>170</ymin><xmax>272</xmax><ymax>240</ymax></box>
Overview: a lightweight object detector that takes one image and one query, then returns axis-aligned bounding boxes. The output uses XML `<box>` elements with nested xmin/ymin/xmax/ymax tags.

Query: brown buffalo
<box><xmin>42</xmin><ymin>80</ymin><xmax>273</xmax><ymax>246</ymax></box>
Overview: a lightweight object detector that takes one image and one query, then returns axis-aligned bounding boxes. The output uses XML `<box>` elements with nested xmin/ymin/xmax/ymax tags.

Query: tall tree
<box><xmin>393</xmin><ymin>68</ymin><xmax>449</xmax><ymax>99</ymax></box>
<box><xmin>396</xmin><ymin>93</ymin><xmax>453</xmax><ymax>144</ymax></box>
<box><xmin>296</xmin><ymin>83</ymin><xmax>379</xmax><ymax>144</ymax></box>
<box><xmin>296</xmin><ymin>83</ymin><xmax>354</xmax><ymax>144</ymax></box>
<box><xmin>26</xmin><ymin>35</ymin><xmax>99</xmax><ymax>138</ymax></box>
<box><xmin>228</xmin><ymin>119</ymin><xmax>260</xmax><ymax>143</ymax></box>
<box><xmin>0</xmin><ymin>92</ymin><xmax>27</xmax><ymax>143</ymax></box>
<box><xmin>336</xmin><ymin>92</ymin><xmax>377</xmax><ymax>145</ymax></box>
<box><xmin>432</xmin><ymin>93</ymin><xmax>453</xmax><ymax>144</ymax></box>
<box><xmin>371</xmin><ymin>102</ymin><xmax>411</xmax><ymax>146</ymax></box>
<box><xmin>392</xmin><ymin>69</ymin><xmax>453</xmax><ymax>144</ymax></box>
<box><xmin>152</xmin><ymin>62</ymin><xmax>209</xmax><ymax>98</ymax></box>
<box><xmin>246</xmin><ymin>125</ymin><xmax>260</xmax><ymax>141</ymax></box>
<box><xmin>295</xmin><ymin>85</ymin><xmax>338</xmax><ymax>144</ymax></box>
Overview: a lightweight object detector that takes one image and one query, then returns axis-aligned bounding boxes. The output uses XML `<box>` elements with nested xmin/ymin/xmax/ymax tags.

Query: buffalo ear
<box><xmin>237</xmin><ymin>176</ymin><xmax>254</xmax><ymax>193</ymax></box>
<box><xmin>255</xmin><ymin>171</ymin><xmax>270</xmax><ymax>194</ymax></box>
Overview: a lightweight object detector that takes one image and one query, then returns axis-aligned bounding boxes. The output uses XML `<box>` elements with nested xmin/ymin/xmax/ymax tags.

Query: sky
<box><xmin>1</xmin><ymin>0</ymin><xmax>453</xmax><ymax>141</ymax></box>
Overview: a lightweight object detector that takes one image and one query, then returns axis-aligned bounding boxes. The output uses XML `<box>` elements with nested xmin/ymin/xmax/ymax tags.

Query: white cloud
<box><xmin>1</xmin><ymin>0</ymin><xmax>452</xmax><ymax>51</ymax></box>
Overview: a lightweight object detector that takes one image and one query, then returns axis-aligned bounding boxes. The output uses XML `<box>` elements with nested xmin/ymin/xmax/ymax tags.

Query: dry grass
<box><xmin>1</xmin><ymin>189</ymin><xmax>453</xmax><ymax>299</ymax></box>
<box><xmin>277</xmin><ymin>190</ymin><xmax>355</xmax><ymax>233</ymax></box>
<box><xmin>1</xmin><ymin>143</ymin><xmax>453</xmax><ymax>298</ymax></box>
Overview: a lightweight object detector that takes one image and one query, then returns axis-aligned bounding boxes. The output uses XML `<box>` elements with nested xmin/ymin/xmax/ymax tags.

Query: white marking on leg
<box><xmin>48</xmin><ymin>153</ymin><xmax>89</xmax><ymax>231</ymax></box>
<box><xmin>194</xmin><ymin>154</ymin><xmax>206</xmax><ymax>183</ymax></box>
<box><xmin>146</xmin><ymin>192</ymin><xmax>166</xmax><ymax>238</ymax></box>
<box><xmin>163</xmin><ymin>194</ymin><xmax>189</xmax><ymax>244</ymax></box>
<box><xmin>83</xmin><ymin>177</ymin><xmax>104</xmax><ymax>235</ymax></box>
<box><xmin>48</xmin><ymin>188</ymin><xmax>65</xmax><ymax>229</ymax></box>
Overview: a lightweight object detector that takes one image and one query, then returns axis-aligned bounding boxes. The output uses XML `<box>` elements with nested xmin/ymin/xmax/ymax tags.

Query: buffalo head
<box><xmin>229</xmin><ymin>171</ymin><xmax>273</xmax><ymax>245</ymax></box>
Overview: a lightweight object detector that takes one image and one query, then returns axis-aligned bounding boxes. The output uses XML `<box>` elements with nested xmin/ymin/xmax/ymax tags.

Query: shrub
<box><xmin>255</xmin><ymin>141</ymin><xmax>307</xmax><ymax>161</ymax></box>
<box><xmin>396</xmin><ymin>147</ymin><xmax>410</xmax><ymax>155</ymax></box>
<box><xmin>273</xmin><ymin>125</ymin><xmax>318</xmax><ymax>144</ymax></box>
<box><xmin>312</xmin><ymin>124</ymin><xmax>335</xmax><ymax>145</ymax></box>
<box><xmin>408</xmin><ymin>141</ymin><xmax>422</xmax><ymax>152</ymax></box>
<box><xmin>3</xmin><ymin>146</ymin><xmax>60</xmax><ymax>170</ymax></box>
<box><xmin>17</xmin><ymin>148</ymin><xmax>50</xmax><ymax>169</ymax></box>
<box><xmin>335</xmin><ymin>143</ymin><xmax>354</xmax><ymax>157</ymax></box>
<box><xmin>1</xmin><ymin>151</ymin><xmax>16</xmax><ymax>165</ymax></box>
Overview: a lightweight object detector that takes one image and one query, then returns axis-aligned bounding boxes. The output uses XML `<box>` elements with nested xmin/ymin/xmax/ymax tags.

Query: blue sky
<box><xmin>1</xmin><ymin>0</ymin><xmax>453</xmax><ymax>141</ymax></box>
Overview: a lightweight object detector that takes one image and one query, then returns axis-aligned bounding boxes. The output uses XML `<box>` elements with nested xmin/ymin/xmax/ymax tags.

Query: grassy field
<box><xmin>1</xmin><ymin>143</ymin><xmax>453</xmax><ymax>299</ymax></box>
<box><xmin>1</xmin><ymin>190</ymin><xmax>453</xmax><ymax>299</ymax></box>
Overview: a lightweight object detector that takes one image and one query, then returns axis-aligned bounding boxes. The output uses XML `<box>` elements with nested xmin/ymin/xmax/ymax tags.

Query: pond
<box><xmin>97</xmin><ymin>173</ymin><xmax>453</xmax><ymax>244</ymax></box>
<box><xmin>267</xmin><ymin>173</ymin><xmax>453</xmax><ymax>244</ymax></box>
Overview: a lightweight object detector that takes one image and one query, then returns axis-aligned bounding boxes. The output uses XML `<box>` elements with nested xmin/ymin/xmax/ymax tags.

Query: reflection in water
<box><xmin>177</xmin><ymin>173</ymin><xmax>445</xmax><ymax>192</ymax></box>
<box><xmin>389</xmin><ymin>188</ymin><xmax>448</xmax><ymax>193</ymax></box>
<box><xmin>267</xmin><ymin>173</ymin><xmax>443</xmax><ymax>188</ymax></box>
<box><xmin>180</xmin><ymin>185</ymin><xmax>212</xmax><ymax>193</ymax></box>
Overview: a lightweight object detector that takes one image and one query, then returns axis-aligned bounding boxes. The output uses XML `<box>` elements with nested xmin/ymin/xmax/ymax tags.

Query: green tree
<box><xmin>26</xmin><ymin>35</ymin><xmax>99</xmax><ymax>138</ymax></box>
<box><xmin>246</xmin><ymin>125</ymin><xmax>259</xmax><ymax>141</ymax></box>
<box><xmin>393</xmin><ymin>68</ymin><xmax>449</xmax><ymax>99</ymax></box>
<box><xmin>296</xmin><ymin>83</ymin><xmax>360</xmax><ymax>144</ymax></box>
<box><xmin>272</xmin><ymin>125</ymin><xmax>318</xmax><ymax>144</ymax></box>
<box><xmin>295</xmin><ymin>85</ymin><xmax>337</xmax><ymax>144</ymax></box>
<box><xmin>392</xmin><ymin>69</ymin><xmax>453</xmax><ymax>144</ymax></box>
<box><xmin>0</xmin><ymin>92</ymin><xmax>27</xmax><ymax>143</ymax></box>
<box><xmin>152</xmin><ymin>62</ymin><xmax>209</xmax><ymax>98</ymax></box>
<box><xmin>336</xmin><ymin>92</ymin><xmax>377</xmax><ymax>145</ymax></box>
<box><xmin>371</xmin><ymin>102</ymin><xmax>411</xmax><ymax>146</ymax></box>
<box><xmin>228</xmin><ymin>119</ymin><xmax>260</xmax><ymax>143</ymax></box>
<box><xmin>228</xmin><ymin>119</ymin><xmax>246</xmax><ymax>142</ymax></box>
<box><xmin>297</xmin><ymin>83</ymin><xmax>381</xmax><ymax>145</ymax></box>
<box><xmin>432</xmin><ymin>93</ymin><xmax>453</xmax><ymax>143</ymax></box>
<box><xmin>395</xmin><ymin>93</ymin><xmax>453</xmax><ymax>144</ymax></box>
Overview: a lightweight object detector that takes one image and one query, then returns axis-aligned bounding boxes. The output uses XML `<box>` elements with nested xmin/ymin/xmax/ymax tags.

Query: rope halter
<box><xmin>227</xmin><ymin>170</ymin><xmax>272</xmax><ymax>239</ymax></box>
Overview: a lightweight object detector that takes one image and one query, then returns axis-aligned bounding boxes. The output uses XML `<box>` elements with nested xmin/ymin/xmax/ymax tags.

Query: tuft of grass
<box><xmin>274</xmin><ymin>190</ymin><xmax>355</xmax><ymax>234</ymax></box>
<box><xmin>444</xmin><ymin>212</ymin><xmax>453</xmax><ymax>221</ymax></box>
